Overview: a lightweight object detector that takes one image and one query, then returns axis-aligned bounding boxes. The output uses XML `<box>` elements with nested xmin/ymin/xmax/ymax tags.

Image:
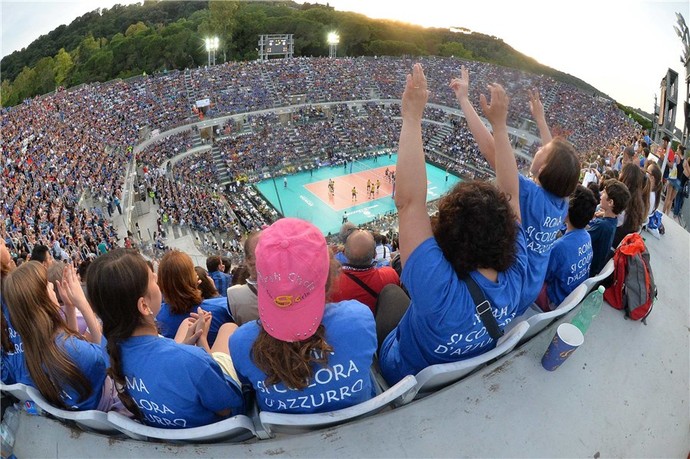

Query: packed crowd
<box><xmin>8</xmin><ymin>45</ymin><xmax>690</xmax><ymax>450</ymax></box>
<box><xmin>2</xmin><ymin>56</ymin><xmax>638</xmax><ymax>266</ymax></box>
<box><xmin>8</xmin><ymin>55</ymin><xmax>690</xmax><ymax>443</ymax></box>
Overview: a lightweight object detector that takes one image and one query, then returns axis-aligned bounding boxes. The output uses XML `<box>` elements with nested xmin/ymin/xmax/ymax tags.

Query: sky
<box><xmin>1</xmin><ymin>0</ymin><xmax>688</xmax><ymax>131</ymax></box>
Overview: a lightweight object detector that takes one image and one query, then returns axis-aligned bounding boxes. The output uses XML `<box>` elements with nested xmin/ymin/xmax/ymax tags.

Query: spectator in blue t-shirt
<box><xmin>3</xmin><ymin>261</ymin><xmax>120</xmax><ymax>411</ymax></box>
<box><xmin>207</xmin><ymin>256</ymin><xmax>232</xmax><ymax>297</ymax></box>
<box><xmin>452</xmin><ymin>66</ymin><xmax>580</xmax><ymax>316</ymax></box>
<box><xmin>377</xmin><ymin>64</ymin><xmax>528</xmax><ymax>386</ymax></box>
<box><xmin>587</xmin><ymin>179</ymin><xmax>630</xmax><ymax>277</ymax></box>
<box><xmin>230</xmin><ymin>218</ymin><xmax>377</xmax><ymax>414</ymax></box>
<box><xmin>537</xmin><ymin>185</ymin><xmax>598</xmax><ymax>311</ymax></box>
<box><xmin>157</xmin><ymin>251</ymin><xmax>233</xmax><ymax>346</ymax></box>
<box><xmin>87</xmin><ymin>249</ymin><xmax>245</xmax><ymax>428</ymax></box>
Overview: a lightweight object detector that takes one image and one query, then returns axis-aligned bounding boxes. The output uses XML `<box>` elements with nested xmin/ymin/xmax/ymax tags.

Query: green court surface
<box><xmin>255</xmin><ymin>154</ymin><xmax>461</xmax><ymax>235</ymax></box>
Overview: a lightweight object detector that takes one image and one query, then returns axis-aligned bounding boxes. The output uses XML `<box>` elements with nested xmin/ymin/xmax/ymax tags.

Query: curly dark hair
<box><xmin>433</xmin><ymin>181</ymin><xmax>517</xmax><ymax>277</ymax></box>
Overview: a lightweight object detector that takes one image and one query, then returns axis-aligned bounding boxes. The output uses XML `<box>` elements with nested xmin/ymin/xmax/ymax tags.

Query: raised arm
<box><xmin>450</xmin><ymin>66</ymin><xmax>497</xmax><ymax>169</ymax></box>
<box><xmin>480</xmin><ymin>84</ymin><xmax>521</xmax><ymax>222</ymax></box>
<box><xmin>395</xmin><ymin>63</ymin><xmax>433</xmax><ymax>266</ymax></box>
<box><xmin>528</xmin><ymin>89</ymin><xmax>553</xmax><ymax>175</ymax></box>
<box><xmin>529</xmin><ymin>89</ymin><xmax>552</xmax><ymax>145</ymax></box>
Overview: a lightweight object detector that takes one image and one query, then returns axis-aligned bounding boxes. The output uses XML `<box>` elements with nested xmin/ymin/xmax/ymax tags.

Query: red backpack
<box><xmin>603</xmin><ymin>233</ymin><xmax>657</xmax><ymax>324</ymax></box>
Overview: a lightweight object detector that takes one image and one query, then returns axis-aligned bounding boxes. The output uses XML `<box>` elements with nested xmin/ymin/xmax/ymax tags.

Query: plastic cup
<box><xmin>541</xmin><ymin>323</ymin><xmax>584</xmax><ymax>371</ymax></box>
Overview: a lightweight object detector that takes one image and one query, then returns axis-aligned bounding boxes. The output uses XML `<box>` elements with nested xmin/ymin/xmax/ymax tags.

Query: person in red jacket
<box><xmin>330</xmin><ymin>229</ymin><xmax>400</xmax><ymax>315</ymax></box>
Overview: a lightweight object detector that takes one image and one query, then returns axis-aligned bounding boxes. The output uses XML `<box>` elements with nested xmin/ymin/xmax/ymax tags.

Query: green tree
<box><xmin>289</xmin><ymin>17</ymin><xmax>326</xmax><ymax>57</ymax></box>
<box><xmin>438</xmin><ymin>42</ymin><xmax>473</xmax><ymax>59</ymax></box>
<box><xmin>12</xmin><ymin>66</ymin><xmax>38</xmax><ymax>102</ymax></box>
<box><xmin>74</xmin><ymin>35</ymin><xmax>101</xmax><ymax>68</ymax></box>
<box><xmin>230</xmin><ymin>4</ymin><xmax>268</xmax><ymax>61</ymax></box>
<box><xmin>1</xmin><ymin>80</ymin><xmax>18</xmax><ymax>107</ymax></box>
<box><xmin>54</xmin><ymin>48</ymin><xmax>74</xmax><ymax>87</ymax></box>
<box><xmin>80</xmin><ymin>49</ymin><xmax>114</xmax><ymax>83</ymax></box>
<box><xmin>199</xmin><ymin>0</ymin><xmax>239</xmax><ymax>63</ymax></box>
<box><xmin>33</xmin><ymin>56</ymin><xmax>56</xmax><ymax>95</ymax></box>
<box><xmin>339</xmin><ymin>15</ymin><xmax>371</xmax><ymax>56</ymax></box>
<box><xmin>125</xmin><ymin>21</ymin><xmax>148</xmax><ymax>37</ymax></box>
<box><xmin>366</xmin><ymin>40</ymin><xmax>423</xmax><ymax>56</ymax></box>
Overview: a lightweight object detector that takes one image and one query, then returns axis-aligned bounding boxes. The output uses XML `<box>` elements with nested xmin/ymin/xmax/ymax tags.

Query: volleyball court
<box><xmin>304</xmin><ymin>161</ymin><xmax>398</xmax><ymax>212</ymax></box>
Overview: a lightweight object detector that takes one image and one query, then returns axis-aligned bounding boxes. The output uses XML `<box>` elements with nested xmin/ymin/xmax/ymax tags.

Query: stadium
<box><xmin>1</xmin><ymin>6</ymin><xmax>689</xmax><ymax>459</ymax></box>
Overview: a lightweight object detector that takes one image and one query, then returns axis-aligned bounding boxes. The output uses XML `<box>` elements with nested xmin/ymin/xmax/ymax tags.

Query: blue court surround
<box><xmin>255</xmin><ymin>154</ymin><xmax>461</xmax><ymax>235</ymax></box>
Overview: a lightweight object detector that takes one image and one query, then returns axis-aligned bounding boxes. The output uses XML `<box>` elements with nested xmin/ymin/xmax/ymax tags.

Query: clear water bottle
<box><xmin>1</xmin><ymin>405</ymin><xmax>20</xmax><ymax>459</ymax></box>
<box><xmin>571</xmin><ymin>286</ymin><xmax>605</xmax><ymax>334</ymax></box>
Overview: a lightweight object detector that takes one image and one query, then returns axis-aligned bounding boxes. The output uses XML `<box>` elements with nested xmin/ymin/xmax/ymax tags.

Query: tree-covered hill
<box><xmin>1</xmin><ymin>0</ymin><xmax>607</xmax><ymax>107</ymax></box>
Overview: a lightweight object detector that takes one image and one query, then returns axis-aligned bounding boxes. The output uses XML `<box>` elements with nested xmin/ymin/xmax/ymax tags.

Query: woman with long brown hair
<box><xmin>3</xmin><ymin>260</ymin><xmax>118</xmax><ymax>410</ymax></box>
<box><xmin>87</xmin><ymin>249</ymin><xmax>245</xmax><ymax>428</ymax></box>
<box><xmin>613</xmin><ymin>163</ymin><xmax>650</xmax><ymax>247</ymax></box>
<box><xmin>156</xmin><ymin>250</ymin><xmax>232</xmax><ymax>346</ymax></box>
<box><xmin>230</xmin><ymin>218</ymin><xmax>377</xmax><ymax>413</ymax></box>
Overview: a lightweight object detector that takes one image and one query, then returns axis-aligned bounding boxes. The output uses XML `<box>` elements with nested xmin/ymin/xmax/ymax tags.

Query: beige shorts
<box><xmin>212</xmin><ymin>352</ymin><xmax>240</xmax><ymax>384</ymax></box>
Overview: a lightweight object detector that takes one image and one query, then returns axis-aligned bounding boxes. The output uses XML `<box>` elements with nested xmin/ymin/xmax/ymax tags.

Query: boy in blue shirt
<box><xmin>587</xmin><ymin>179</ymin><xmax>630</xmax><ymax>277</ymax></box>
<box><xmin>537</xmin><ymin>185</ymin><xmax>598</xmax><ymax>311</ymax></box>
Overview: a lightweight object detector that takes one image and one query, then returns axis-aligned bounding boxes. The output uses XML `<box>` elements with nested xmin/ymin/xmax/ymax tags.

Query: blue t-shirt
<box><xmin>587</xmin><ymin>216</ymin><xmax>618</xmax><ymax>277</ymax></box>
<box><xmin>544</xmin><ymin>229</ymin><xmax>592</xmax><ymax>306</ymax></box>
<box><xmin>518</xmin><ymin>175</ymin><xmax>568</xmax><ymax>314</ymax></box>
<box><xmin>334</xmin><ymin>251</ymin><xmax>348</xmax><ymax>264</ymax></box>
<box><xmin>378</xmin><ymin>229</ymin><xmax>528</xmax><ymax>386</ymax></box>
<box><xmin>156</xmin><ymin>297</ymin><xmax>232</xmax><ymax>346</ymax></box>
<box><xmin>210</xmin><ymin>271</ymin><xmax>232</xmax><ymax>298</ymax></box>
<box><xmin>119</xmin><ymin>335</ymin><xmax>244</xmax><ymax>429</ymax></box>
<box><xmin>57</xmin><ymin>333</ymin><xmax>108</xmax><ymax>410</ymax></box>
<box><xmin>230</xmin><ymin>301</ymin><xmax>377</xmax><ymax>414</ymax></box>
<box><xmin>2</xmin><ymin>303</ymin><xmax>107</xmax><ymax>410</ymax></box>
<box><xmin>1</xmin><ymin>302</ymin><xmax>30</xmax><ymax>385</ymax></box>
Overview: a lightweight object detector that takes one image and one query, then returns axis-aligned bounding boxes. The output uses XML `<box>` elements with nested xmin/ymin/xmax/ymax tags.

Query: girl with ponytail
<box><xmin>87</xmin><ymin>249</ymin><xmax>244</xmax><ymax>428</ymax></box>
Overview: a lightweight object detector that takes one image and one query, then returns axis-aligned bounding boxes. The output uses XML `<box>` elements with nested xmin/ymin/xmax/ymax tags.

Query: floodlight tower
<box><xmin>205</xmin><ymin>37</ymin><xmax>220</xmax><ymax>66</ymax></box>
<box><xmin>327</xmin><ymin>32</ymin><xmax>339</xmax><ymax>59</ymax></box>
<box><xmin>674</xmin><ymin>13</ymin><xmax>690</xmax><ymax>148</ymax></box>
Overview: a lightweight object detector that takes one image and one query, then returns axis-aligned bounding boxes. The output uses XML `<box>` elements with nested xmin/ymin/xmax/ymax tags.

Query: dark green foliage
<box><xmin>616</xmin><ymin>103</ymin><xmax>653</xmax><ymax>131</ymax></box>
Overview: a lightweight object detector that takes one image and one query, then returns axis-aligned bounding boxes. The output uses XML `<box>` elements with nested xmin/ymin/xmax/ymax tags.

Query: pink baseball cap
<box><xmin>255</xmin><ymin>218</ymin><xmax>329</xmax><ymax>342</ymax></box>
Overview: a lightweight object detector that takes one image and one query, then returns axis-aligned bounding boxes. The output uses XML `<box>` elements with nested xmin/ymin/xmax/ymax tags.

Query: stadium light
<box><xmin>205</xmin><ymin>36</ymin><xmax>220</xmax><ymax>66</ymax></box>
<box><xmin>327</xmin><ymin>32</ymin><xmax>339</xmax><ymax>58</ymax></box>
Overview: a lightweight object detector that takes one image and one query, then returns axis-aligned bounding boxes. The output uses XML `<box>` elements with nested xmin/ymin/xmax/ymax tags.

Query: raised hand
<box><xmin>56</xmin><ymin>263</ymin><xmax>88</xmax><ymax>312</ymax></box>
<box><xmin>528</xmin><ymin>88</ymin><xmax>545</xmax><ymax>121</ymax></box>
<box><xmin>449</xmin><ymin>65</ymin><xmax>470</xmax><ymax>103</ymax></box>
<box><xmin>401</xmin><ymin>63</ymin><xmax>429</xmax><ymax>122</ymax></box>
<box><xmin>527</xmin><ymin>87</ymin><xmax>552</xmax><ymax>148</ymax></box>
<box><xmin>479</xmin><ymin>83</ymin><xmax>509</xmax><ymax>128</ymax></box>
<box><xmin>56</xmin><ymin>262</ymin><xmax>102</xmax><ymax>343</ymax></box>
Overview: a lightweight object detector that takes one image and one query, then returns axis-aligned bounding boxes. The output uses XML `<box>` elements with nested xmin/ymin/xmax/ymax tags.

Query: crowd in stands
<box><xmin>7</xmin><ymin>55</ymin><xmax>687</xmax><ymax>436</ymax></box>
<box><xmin>137</xmin><ymin>130</ymin><xmax>194</xmax><ymax>168</ymax></box>
<box><xmin>2</xmin><ymin>56</ymin><xmax>640</xmax><ymax>265</ymax></box>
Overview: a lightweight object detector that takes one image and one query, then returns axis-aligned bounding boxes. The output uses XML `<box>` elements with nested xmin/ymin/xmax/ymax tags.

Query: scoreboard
<box><xmin>258</xmin><ymin>34</ymin><xmax>294</xmax><ymax>60</ymax></box>
<box><xmin>266</xmin><ymin>38</ymin><xmax>288</xmax><ymax>54</ymax></box>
